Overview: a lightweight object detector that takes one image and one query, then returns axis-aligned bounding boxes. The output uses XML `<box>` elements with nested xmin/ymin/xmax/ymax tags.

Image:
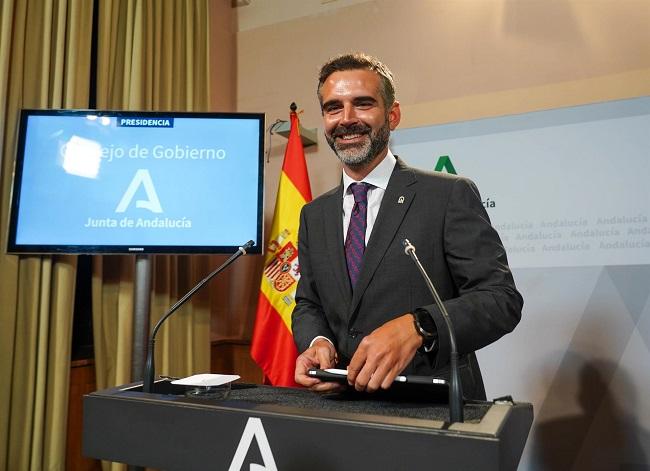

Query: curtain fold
<box><xmin>93</xmin><ymin>0</ymin><xmax>212</xmax><ymax>403</ymax></box>
<box><xmin>0</xmin><ymin>1</ymin><xmax>93</xmax><ymax>470</ymax></box>
<box><xmin>0</xmin><ymin>2</ymin><xmax>213</xmax><ymax>469</ymax></box>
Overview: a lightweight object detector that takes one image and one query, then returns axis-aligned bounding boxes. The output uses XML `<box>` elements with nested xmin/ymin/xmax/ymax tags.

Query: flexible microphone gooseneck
<box><xmin>402</xmin><ymin>238</ymin><xmax>464</xmax><ymax>423</ymax></box>
<box><xmin>142</xmin><ymin>240</ymin><xmax>255</xmax><ymax>393</ymax></box>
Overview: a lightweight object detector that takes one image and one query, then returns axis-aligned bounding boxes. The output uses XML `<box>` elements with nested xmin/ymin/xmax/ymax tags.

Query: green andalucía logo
<box><xmin>433</xmin><ymin>155</ymin><xmax>495</xmax><ymax>208</ymax></box>
<box><xmin>434</xmin><ymin>155</ymin><xmax>456</xmax><ymax>174</ymax></box>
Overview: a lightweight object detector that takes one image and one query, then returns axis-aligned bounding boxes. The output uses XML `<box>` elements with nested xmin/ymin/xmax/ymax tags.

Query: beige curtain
<box><xmin>0</xmin><ymin>1</ymin><xmax>93</xmax><ymax>470</ymax></box>
<box><xmin>92</xmin><ymin>0</ymin><xmax>212</xmax><ymax>396</ymax></box>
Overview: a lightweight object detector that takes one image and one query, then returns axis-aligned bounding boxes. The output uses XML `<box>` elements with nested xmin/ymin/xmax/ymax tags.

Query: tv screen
<box><xmin>7</xmin><ymin>109</ymin><xmax>264</xmax><ymax>254</ymax></box>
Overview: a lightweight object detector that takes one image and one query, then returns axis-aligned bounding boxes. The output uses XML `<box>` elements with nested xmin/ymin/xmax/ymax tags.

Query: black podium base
<box><xmin>83</xmin><ymin>380</ymin><xmax>533</xmax><ymax>471</ymax></box>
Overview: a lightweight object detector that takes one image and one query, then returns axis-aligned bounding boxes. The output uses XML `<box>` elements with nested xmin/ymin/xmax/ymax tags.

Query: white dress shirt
<box><xmin>342</xmin><ymin>150</ymin><xmax>397</xmax><ymax>244</ymax></box>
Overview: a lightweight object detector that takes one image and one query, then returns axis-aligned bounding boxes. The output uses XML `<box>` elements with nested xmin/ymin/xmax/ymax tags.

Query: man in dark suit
<box><xmin>292</xmin><ymin>53</ymin><xmax>523</xmax><ymax>399</ymax></box>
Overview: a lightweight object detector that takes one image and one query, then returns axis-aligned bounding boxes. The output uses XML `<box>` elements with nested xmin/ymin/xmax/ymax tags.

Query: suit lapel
<box><xmin>349</xmin><ymin>159</ymin><xmax>416</xmax><ymax>317</ymax></box>
<box><xmin>322</xmin><ymin>183</ymin><xmax>353</xmax><ymax>305</ymax></box>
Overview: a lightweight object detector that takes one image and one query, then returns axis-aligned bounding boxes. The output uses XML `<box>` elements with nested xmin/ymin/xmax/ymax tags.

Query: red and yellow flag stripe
<box><xmin>251</xmin><ymin>109</ymin><xmax>312</xmax><ymax>386</ymax></box>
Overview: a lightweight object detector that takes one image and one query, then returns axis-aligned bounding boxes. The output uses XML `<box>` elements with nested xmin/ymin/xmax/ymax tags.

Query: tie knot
<box><xmin>349</xmin><ymin>182</ymin><xmax>371</xmax><ymax>203</ymax></box>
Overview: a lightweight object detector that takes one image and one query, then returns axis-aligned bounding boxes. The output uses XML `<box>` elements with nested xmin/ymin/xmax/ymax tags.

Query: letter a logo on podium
<box><xmin>115</xmin><ymin>169</ymin><xmax>163</xmax><ymax>213</ymax></box>
<box><xmin>229</xmin><ymin>417</ymin><xmax>277</xmax><ymax>471</ymax></box>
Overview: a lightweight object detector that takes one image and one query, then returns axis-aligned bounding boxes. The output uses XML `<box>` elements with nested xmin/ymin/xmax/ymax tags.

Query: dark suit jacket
<box><xmin>292</xmin><ymin>158</ymin><xmax>523</xmax><ymax>399</ymax></box>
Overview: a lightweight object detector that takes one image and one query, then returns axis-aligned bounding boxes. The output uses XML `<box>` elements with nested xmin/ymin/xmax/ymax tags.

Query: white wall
<box><xmin>236</xmin><ymin>0</ymin><xmax>650</xmax><ymax>208</ymax></box>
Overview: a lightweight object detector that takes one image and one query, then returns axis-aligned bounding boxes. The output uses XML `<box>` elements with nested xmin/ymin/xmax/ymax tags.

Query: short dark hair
<box><xmin>317</xmin><ymin>53</ymin><xmax>396</xmax><ymax>108</ymax></box>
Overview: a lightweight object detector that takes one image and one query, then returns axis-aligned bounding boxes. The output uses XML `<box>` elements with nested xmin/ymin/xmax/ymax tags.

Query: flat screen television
<box><xmin>6</xmin><ymin>109</ymin><xmax>264</xmax><ymax>254</ymax></box>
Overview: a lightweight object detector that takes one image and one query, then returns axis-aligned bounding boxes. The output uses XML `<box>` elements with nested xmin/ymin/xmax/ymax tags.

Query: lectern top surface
<box><xmin>112</xmin><ymin>381</ymin><xmax>492</xmax><ymax>424</ymax></box>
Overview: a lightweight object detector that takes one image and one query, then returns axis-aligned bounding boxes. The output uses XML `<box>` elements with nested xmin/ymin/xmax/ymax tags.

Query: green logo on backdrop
<box><xmin>434</xmin><ymin>155</ymin><xmax>457</xmax><ymax>174</ymax></box>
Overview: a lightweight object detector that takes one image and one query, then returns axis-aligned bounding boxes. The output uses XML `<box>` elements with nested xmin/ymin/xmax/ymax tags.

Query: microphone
<box><xmin>402</xmin><ymin>238</ymin><xmax>464</xmax><ymax>423</ymax></box>
<box><xmin>143</xmin><ymin>240</ymin><xmax>255</xmax><ymax>393</ymax></box>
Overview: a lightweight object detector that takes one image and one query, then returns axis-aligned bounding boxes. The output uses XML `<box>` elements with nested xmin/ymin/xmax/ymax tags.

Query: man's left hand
<box><xmin>347</xmin><ymin>313</ymin><xmax>422</xmax><ymax>392</ymax></box>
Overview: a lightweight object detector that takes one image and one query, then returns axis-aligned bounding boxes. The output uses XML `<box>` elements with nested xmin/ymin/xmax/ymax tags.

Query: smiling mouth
<box><xmin>331</xmin><ymin>123</ymin><xmax>371</xmax><ymax>142</ymax></box>
<box><xmin>337</xmin><ymin>133</ymin><xmax>366</xmax><ymax>141</ymax></box>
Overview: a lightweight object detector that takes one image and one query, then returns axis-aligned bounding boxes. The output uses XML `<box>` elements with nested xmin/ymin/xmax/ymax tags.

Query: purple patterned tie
<box><xmin>345</xmin><ymin>183</ymin><xmax>371</xmax><ymax>288</ymax></box>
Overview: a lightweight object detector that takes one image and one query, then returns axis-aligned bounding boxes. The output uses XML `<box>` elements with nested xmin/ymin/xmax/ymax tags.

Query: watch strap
<box><xmin>412</xmin><ymin>308</ymin><xmax>438</xmax><ymax>353</ymax></box>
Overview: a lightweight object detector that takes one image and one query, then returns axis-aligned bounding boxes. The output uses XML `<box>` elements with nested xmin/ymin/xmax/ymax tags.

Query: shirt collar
<box><xmin>343</xmin><ymin>149</ymin><xmax>396</xmax><ymax>194</ymax></box>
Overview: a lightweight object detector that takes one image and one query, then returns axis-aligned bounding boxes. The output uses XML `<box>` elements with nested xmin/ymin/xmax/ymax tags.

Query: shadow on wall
<box><xmin>532</xmin><ymin>355</ymin><xmax>649</xmax><ymax>470</ymax></box>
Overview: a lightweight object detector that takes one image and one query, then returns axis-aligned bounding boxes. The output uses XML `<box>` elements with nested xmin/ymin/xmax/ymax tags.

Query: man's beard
<box><xmin>325</xmin><ymin>119</ymin><xmax>390</xmax><ymax>168</ymax></box>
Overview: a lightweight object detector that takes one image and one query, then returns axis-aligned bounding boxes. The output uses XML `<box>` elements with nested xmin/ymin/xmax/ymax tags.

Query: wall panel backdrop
<box><xmin>0</xmin><ymin>1</ymin><xmax>92</xmax><ymax>469</ymax></box>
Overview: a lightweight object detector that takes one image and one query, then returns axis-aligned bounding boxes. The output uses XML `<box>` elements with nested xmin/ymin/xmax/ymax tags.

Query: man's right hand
<box><xmin>294</xmin><ymin>339</ymin><xmax>344</xmax><ymax>392</ymax></box>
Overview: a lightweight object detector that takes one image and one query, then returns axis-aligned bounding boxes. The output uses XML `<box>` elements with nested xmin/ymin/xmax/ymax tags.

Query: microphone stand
<box><xmin>142</xmin><ymin>240</ymin><xmax>254</xmax><ymax>393</ymax></box>
<box><xmin>402</xmin><ymin>239</ymin><xmax>464</xmax><ymax>423</ymax></box>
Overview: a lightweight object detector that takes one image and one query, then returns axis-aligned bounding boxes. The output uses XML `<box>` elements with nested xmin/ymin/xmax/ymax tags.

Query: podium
<box><xmin>83</xmin><ymin>381</ymin><xmax>533</xmax><ymax>470</ymax></box>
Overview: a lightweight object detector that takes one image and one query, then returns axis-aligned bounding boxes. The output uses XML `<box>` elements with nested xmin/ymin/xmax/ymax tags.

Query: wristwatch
<box><xmin>412</xmin><ymin>308</ymin><xmax>438</xmax><ymax>353</ymax></box>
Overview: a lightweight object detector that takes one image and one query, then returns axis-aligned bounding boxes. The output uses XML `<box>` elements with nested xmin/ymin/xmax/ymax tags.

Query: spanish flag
<box><xmin>251</xmin><ymin>106</ymin><xmax>312</xmax><ymax>387</ymax></box>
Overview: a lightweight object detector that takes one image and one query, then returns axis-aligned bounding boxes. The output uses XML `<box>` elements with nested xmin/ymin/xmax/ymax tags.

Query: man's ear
<box><xmin>388</xmin><ymin>101</ymin><xmax>401</xmax><ymax>130</ymax></box>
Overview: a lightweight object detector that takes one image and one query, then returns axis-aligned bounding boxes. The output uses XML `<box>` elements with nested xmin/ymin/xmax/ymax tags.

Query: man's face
<box><xmin>320</xmin><ymin>69</ymin><xmax>400</xmax><ymax>168</ymax></box>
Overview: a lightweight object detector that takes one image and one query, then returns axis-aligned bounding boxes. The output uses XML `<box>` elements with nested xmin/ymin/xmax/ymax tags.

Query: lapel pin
<box><xmin>398</xmin><ymin>196</ymin><xmax>405</xmax><ymax>204</ymax></box>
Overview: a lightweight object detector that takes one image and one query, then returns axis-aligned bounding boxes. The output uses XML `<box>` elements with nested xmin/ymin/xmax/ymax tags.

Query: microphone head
<box><xmin>239</xmin><ymin>240</ymin><xmax>255</xmax><ymax>254</ymax></box>
<box><xmin>402</xmin><ymin>238</ymin><xmax>415</xmax><ymax>255</ymax></box>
